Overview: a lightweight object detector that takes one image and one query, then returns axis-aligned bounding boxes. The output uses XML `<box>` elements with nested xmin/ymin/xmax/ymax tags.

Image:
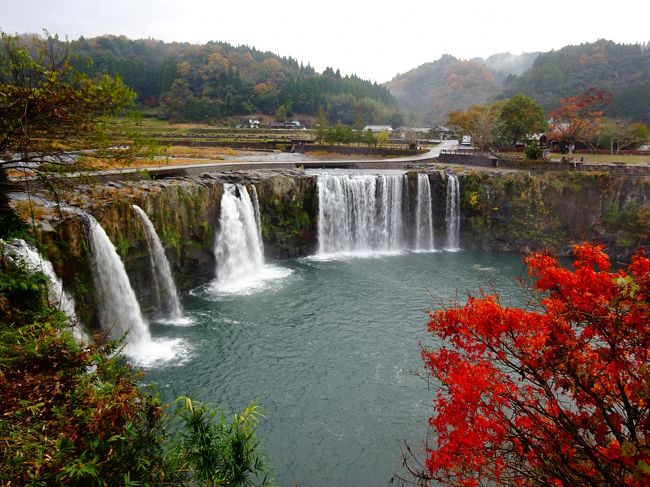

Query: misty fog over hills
<box><xmin>387</xmin><ymin>40</ymin><xmax>650</xmax><ymax>125</ymax></box>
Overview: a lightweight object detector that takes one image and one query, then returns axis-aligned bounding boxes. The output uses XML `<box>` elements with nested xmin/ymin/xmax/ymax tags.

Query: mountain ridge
<box><xmin>386</xmin><ymin>40</ymin><xmax>650</xmax><ymax>125</ymax></box>
<box><xmin>66</xmin><ymin>34</ymin><xmax>401</xmax><ymax>125</ymax></box>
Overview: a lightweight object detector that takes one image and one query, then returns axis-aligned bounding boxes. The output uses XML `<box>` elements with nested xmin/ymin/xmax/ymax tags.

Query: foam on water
<box><xmin>82</xmin><ymin>212</ymin><xmax>189</xmax><ymax>366</ymax></box>
<box><xmin>209</xmin><ymin>183</ymin><xmax>291</xmax><ymax>296</ymax></box>
<box><xmin>124</xmin><ymin>337</ymin><xmax>192</xmax><ymax>368</ymax></box>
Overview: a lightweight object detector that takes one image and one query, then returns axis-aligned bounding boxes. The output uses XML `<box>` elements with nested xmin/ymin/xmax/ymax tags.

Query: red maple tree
<box><xmin>547</xmin><ymin>88</ymin><xmax>611</xmax><ymax>158</ymax></box>
<box><xmin>419</xmin><ymin>243</ymin><xmax>650</xmax><ymax>486</ymax></box>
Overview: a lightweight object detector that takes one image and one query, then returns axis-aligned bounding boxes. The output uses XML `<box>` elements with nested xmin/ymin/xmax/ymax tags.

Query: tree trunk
<box><xmin>0</xmin><ymin>168</ymin><xmax>23</xmax><ymax>238</ymax></box>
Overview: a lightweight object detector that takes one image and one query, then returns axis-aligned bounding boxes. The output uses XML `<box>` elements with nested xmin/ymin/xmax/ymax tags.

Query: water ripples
<box><xmin>143</xmin><ymin>251</ymin><xmax>528</xmax><ymax>486</ymax></box>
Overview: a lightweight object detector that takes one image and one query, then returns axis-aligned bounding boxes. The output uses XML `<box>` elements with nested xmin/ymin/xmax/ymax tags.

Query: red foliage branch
<box><xmin>547</xmin><ymin>88</ymin><xmax>612</xmax><ymax>145</ymax></box>
<box><xmin>422</xmin><ymin>243</ymin><xmax>650</xmax><ymax>486</ymax></box>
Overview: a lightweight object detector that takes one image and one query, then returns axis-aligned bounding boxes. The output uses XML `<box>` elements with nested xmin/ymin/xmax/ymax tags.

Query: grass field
<box><xmin>135</xmin><ymin>117</ymin><xmax>311</xmax><ymax>139</ymax></box>
<box><xmin>499</xmin><ymin>151</ymin><xmax>650</xmax><ymax>164</ymax></box>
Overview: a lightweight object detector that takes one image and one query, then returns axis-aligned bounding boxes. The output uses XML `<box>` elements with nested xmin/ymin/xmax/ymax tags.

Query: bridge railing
<box><xmin>440</xmin><ymin>148</ymin><xmax>496</xmax><ymax>157</ymax></box>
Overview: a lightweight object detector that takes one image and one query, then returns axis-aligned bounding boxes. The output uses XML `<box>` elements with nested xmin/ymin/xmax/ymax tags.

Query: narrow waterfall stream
<box><xmin>251</xmin><ymin>184</ymin><xmax>264</xmax><ymax>244</ymax></box>
<box><xmin>84</xmin><ymin>213</ymin><xmax>151</xmax><ymax>343</ymax></box>
<box><xmin>132</xmin><ymin>205</ymin><xmax>190</xmax><ymax>324</ymax></box>
<box><xmin>414</xmin><ymin>173</ymin><xmax>436</xmax><ymax>251</ymax></box>
<box><xmin>83</xmin><ymin>213</ymin><xmax>187</xmax><ymax>365</ymax></box>
<box><xmin>1</xmin><ymin>238</ymin><xmax>85</xmax><ymax>341</ymax></box>
<box><xmin>209</xmin><ymin>184</ymin><xmax>290</xmax><ymax>295</ymax></box>
<box><xmin>445</xmin><ymin>173</ymin><xmax>461</xmax><ymax>251</ymax></box>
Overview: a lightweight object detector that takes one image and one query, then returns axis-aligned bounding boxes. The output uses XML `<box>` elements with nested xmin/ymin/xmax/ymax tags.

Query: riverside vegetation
<box><xmin>0</xmin><ymin>244</ymin><xmax>272</xmax><ymax>486</ymax></box>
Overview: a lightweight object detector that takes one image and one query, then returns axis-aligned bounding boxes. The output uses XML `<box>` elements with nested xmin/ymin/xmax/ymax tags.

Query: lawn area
<box><xmin>134</xmin><ymin>117</ymin><xmax>311</xmax><ymax>139</ymax></box>
<box><xmin>499</xmin><ymin>151</ymin><xmax>650</xmax><ymax>164</ymax></box>
<box><xmin>164</xmin><ymin>146</ymin><xmax>242</xmax><ymax>159</ymax></box>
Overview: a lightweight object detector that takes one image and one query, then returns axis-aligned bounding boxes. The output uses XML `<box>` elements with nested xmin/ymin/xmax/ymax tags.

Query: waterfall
<box><xmin>83</xmin><ymin>213</ymin><xmax>151</xmax><ymax>344</ymax></box>
<box><xmin>132</xmin><ymin>205</ymin><xmax>188</xmax><ymax>324</ymax></box>
<box><xmin>316</xmin><ymin>173</ymin><xmax>407</xmax><ymax>257</ymax></box>
<box><xmin>211</xmin><ymin>184</ymin><xmax>290</xmax><ymax>294</ymax></box>
<box><xmin>83</xmin><ymin>212</ymin><xmax>188</xmax><ymax>365</ymax></box>
<box><xmin>445</xmin><ymin>173</ymin><xmax>461</xmax><ymax>251</ymax></box>
<box><xmin>251</xmin><ymin>184</ymin><xmax>264</xmax><ymax>245</ymax></box>
<box><xmin>414</xmin><ymin>174</ymin><xmax>435</xmax><ymax>252</ymax></box>
<box><xmin>1</xmin><ymin>238</ymin><xmax>85</xmax><ymax>341</ymax></box>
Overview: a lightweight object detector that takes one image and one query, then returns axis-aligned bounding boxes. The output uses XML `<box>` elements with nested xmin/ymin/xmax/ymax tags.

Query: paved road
<box><xmin>423</xmin><ymin>139</ymin><xmax>459</xmax><ymax>157</ymax></box>
<box><xmin>122</xmin><ymin>139</ymin><xmax>462</xmax><ymax>175</ymax></box>
<box><xmin>10</xmin><ymin>140</ymin><xmax>461</xmax><ymax>182</ymax></box>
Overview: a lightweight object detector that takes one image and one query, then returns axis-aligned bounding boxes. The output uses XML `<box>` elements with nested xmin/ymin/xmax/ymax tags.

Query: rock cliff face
<box><xmin>32</xmin><ymin>167</ymin><xmax>649</xmax><ymax>329</ymax></box>
<box><xmin>255</xmin><ymin>174</ymin><xmax>318</xmax><ymax>259</ymax></box>
<box><xmin>38</xmin><ymin>170</ymin><xmax>318</xmax><ymax>328</ymax></box>
<box><xmin>427</xmin><ymin>169</ymin><xmax>650</xmax><ymax>258</ymax></box>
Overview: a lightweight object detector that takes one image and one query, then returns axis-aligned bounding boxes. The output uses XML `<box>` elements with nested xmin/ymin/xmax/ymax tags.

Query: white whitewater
<box><xmin>445</xmin><ymin>173</ymin><xmax>461</xmax><ymax>251</ymax></box>
<box><xmin>414</xmin><ymin>173</ymin><xmax>436</xmax><ymax>252</ymax></box>
<box><xmin>316</xmin><ymin>173</ymin><xmax>406</xmax><ymax>257</ymax></box>
<box><xmin>211</xmin><ymin>184</ymin><xmax>290</xmax><ymax>294</ymax></box>
<box><xmin>83</xmin><ymin>213</ymin><xmax>187</xmax><ymax>366</ymax></box>
<box><xmin>1</xmin><ymin>238</ymin><xmax>86</xmax><ymax>341</ymax></box>
<box><xmin>132</xmin><ymin>205</ymin><xmax>190</xmax><ymax>325</ymax></box>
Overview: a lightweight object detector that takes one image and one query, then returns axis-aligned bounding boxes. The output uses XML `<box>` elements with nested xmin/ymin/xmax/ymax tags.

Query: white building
<box><xmin>363</xmin><ymin>125</ymin><xmax>393</xmax><ymax>133</ymax></box>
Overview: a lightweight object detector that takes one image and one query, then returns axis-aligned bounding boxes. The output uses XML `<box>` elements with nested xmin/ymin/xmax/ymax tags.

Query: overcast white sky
<box><xmin>3</xmin><ymin>0</ymin><xmax>649</xmax><ymax>83</ymax></box>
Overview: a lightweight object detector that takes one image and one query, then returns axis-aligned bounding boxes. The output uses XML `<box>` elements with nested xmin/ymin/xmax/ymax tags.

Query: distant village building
<box><xmin>394</xmin><ymin>127</ymin><xmax>432</xmax><ymax>139</ymax></box>
<box><xmin>393</xmin><ymin>126</ymin><xmax>453</xmax><ymax>141</ymax></box>
<box><xmin>363</xmin><ymin>125</ymin><xmax>393</xmax><ymax>133</ymax></box>
<box><xmin>271</xmin><ymin>120</ymin><xmax>302</xmax><ymax>129</ymax></box>
<box><xmin>432</xmin><ymin>125</ymin><xmax>452</xmax><ymax>140</ymax></box>
<box><xmin>246</xmin><ymin>118</ymin><xmax>261</xmax><ymax>128</ymax></box>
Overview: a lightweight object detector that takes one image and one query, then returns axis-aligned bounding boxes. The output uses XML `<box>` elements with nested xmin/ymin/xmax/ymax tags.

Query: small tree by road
<box><xmin>499</xmin><ymin>93</ymin><xmax>547</xmax><ymax>146</ymax></box>
<box><xmin>598</xmin><ymin>119</ymin><xmax>650</xmax><ymax>154</ymax></box>
<box><xmin>547</xmin><ymin>87</ymin><xmax>612</xmax><ymax>158</ymax></box>
<box><xmin>448</xmin><ymin>103</ymin><xmax>502</xmax><ymax>151</ymax></box>
<box><xmin>376</xmin><ymin>130</ymin><xmax>389</xmax><ymax>148</ymax></box>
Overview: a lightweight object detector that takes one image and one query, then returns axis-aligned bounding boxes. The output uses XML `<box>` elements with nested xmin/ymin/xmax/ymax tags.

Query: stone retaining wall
<box><xmin>437</xmin><ymin>152</ymin><xmax>650</xmax><ymax>176</ymax></box>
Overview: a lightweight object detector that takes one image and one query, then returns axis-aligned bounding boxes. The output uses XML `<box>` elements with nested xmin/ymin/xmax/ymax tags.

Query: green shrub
<box><xmin>524</xmin><ymin>141</ymin><xmax>540</xmax><ymax>160</ymax></box>
<box><xmin>168</xmin><ymin>397</ymin><xmax>274</xmax><ymax>486</ymax></box>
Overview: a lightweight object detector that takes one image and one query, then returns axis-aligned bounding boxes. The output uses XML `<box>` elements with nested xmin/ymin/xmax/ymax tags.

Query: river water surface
<box><xmin>144</xmin><ymin>251</ymin><xmax>529</xmax><ymax>486</ymax></box>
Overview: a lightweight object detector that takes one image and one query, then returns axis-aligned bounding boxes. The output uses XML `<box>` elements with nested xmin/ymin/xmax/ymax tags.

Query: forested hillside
<box><xmin>69</xmin><ymin>35</ymin><xmax>400</xmax><ymax>124</ymax></box>
<box><xmin>501</xmin><ymin>40</ymin><xmax>650</xmax><ymax>123</ymax></box>
<box><xmin>388</xmin><ymin>40</ymin><xmax>650</xmax><ymax>125</ymax></box>
<box><xmin>386</xmin><ymin>55</ymin><xmax>502</xmax><ymax>125</ymax></box>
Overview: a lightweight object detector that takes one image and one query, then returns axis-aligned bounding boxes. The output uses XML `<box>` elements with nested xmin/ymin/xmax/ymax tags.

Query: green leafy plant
<box><xmin>169</xmin><ymin>396</ymin><xmax>273</xmax><ymax>487</ymax></box>
<box><xmin>0</xmin><ymin>253</ymin><xmax>272</xmax><ymax>486</ymax></box>
<box><xmin>524</xmin><ymin>140</ymin><xmax>540</xmax><ymax>160</ymax></box>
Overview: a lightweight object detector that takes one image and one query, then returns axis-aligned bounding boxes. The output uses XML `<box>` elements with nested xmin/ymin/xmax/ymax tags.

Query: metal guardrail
<box><xmin>440</xmin><ymin>149</ymin><xmax>496</xmax><ymax>157</ymax></box>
